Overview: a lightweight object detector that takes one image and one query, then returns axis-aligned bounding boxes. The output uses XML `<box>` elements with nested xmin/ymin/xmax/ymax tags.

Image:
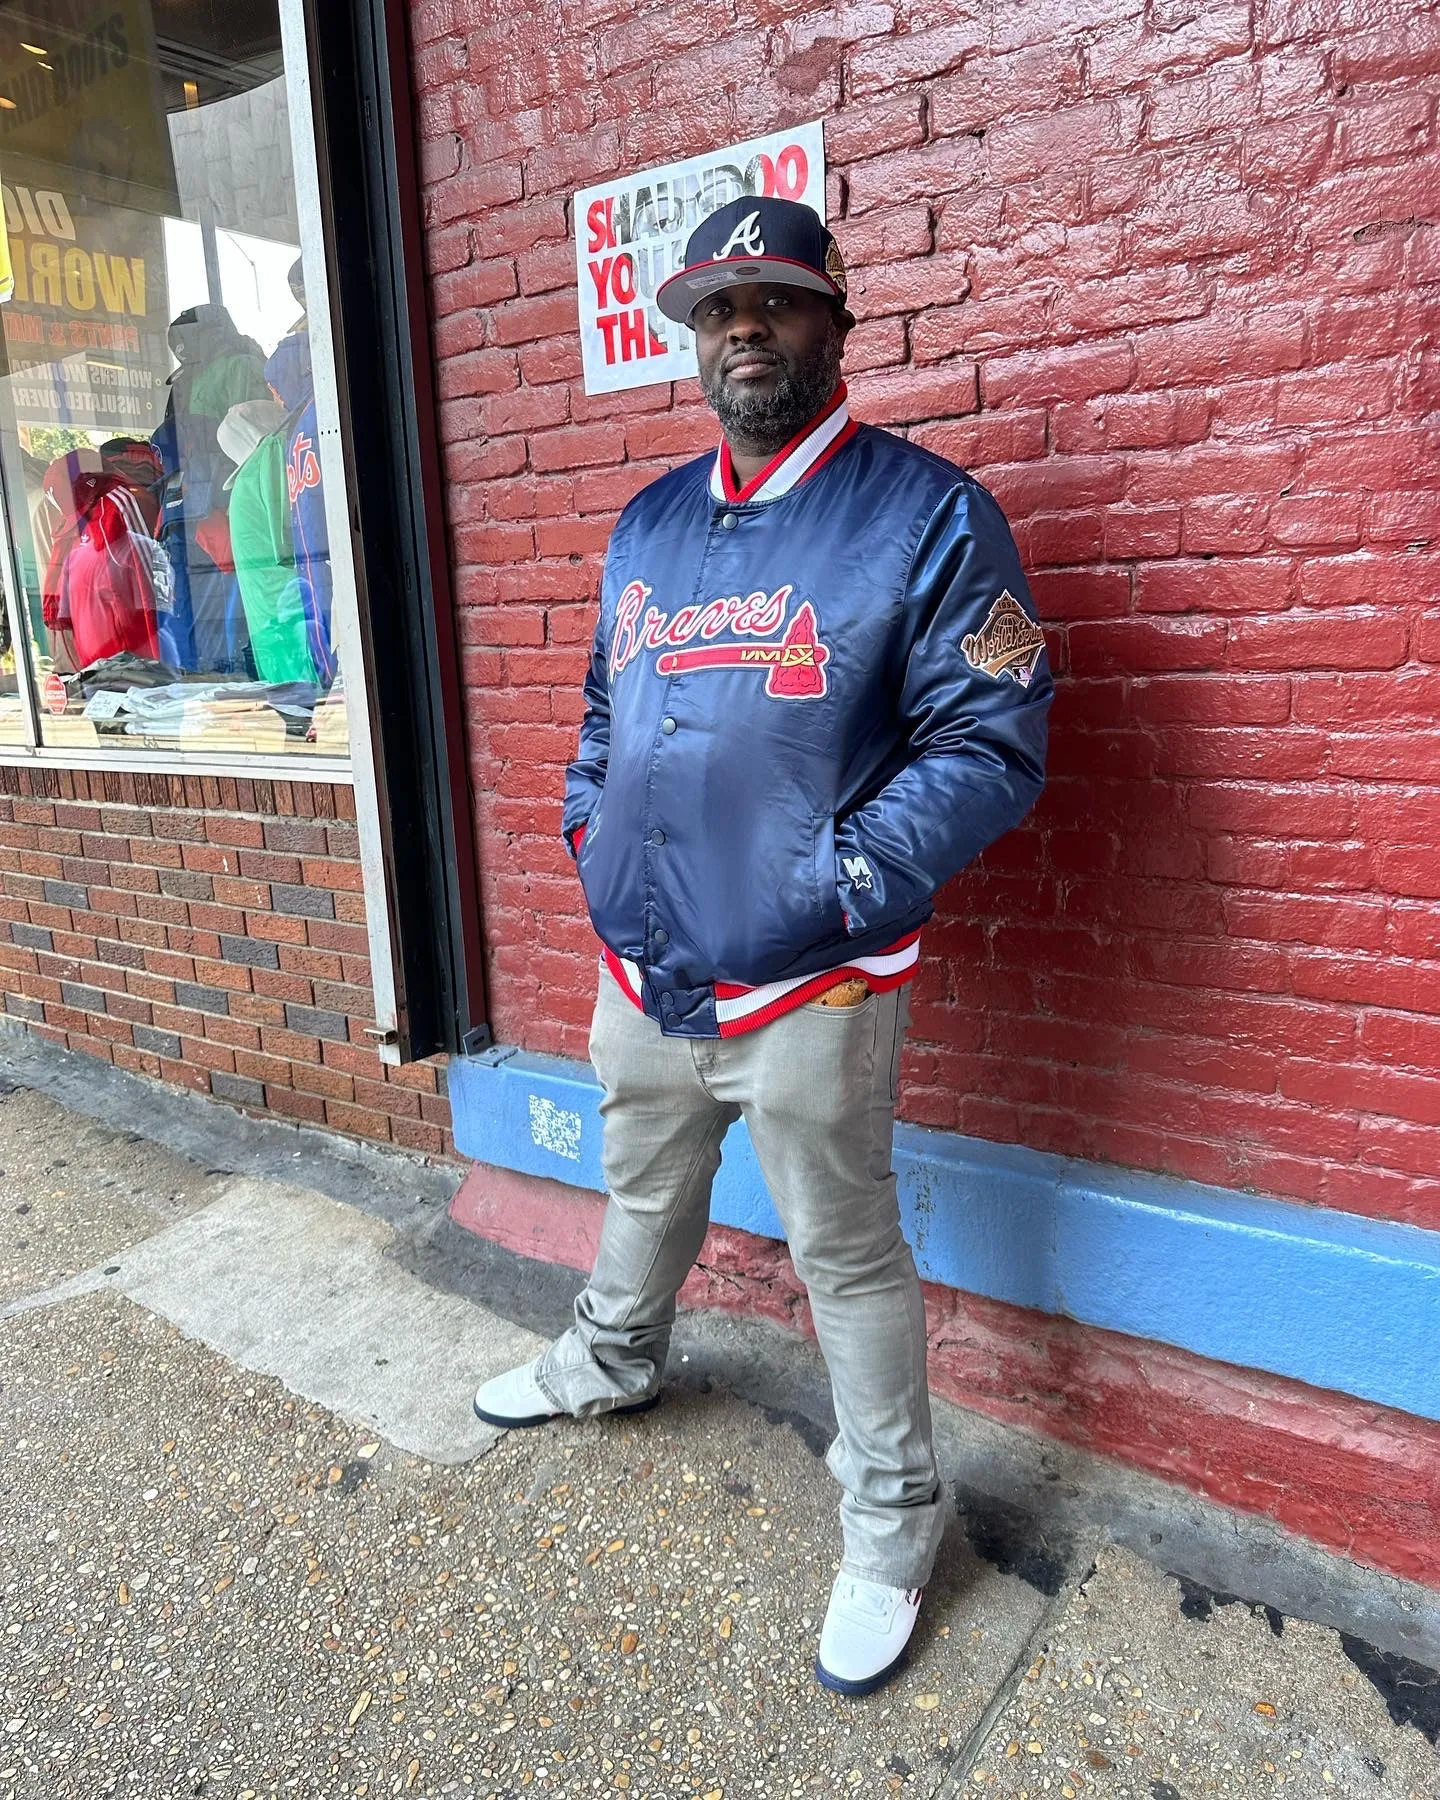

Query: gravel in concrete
<box><xmin>0</xmin><ymin>1088</ymin><xmax>215</xmax><ymax>1305</ymax></box>
<box><xmin>1</xmin><ymin>1289</ymin><xmax>1047</xmax><ymax>1800</ymax></box>
<box><xmin>1</xmin><ymin>1071</ymin><xmax>1437</xmax><ymax>1800</ymax></box>
<box><xmin>972</xmin><ymin>1545</ymin><xmax>1439</xmax><ymax>1799</ymax></box>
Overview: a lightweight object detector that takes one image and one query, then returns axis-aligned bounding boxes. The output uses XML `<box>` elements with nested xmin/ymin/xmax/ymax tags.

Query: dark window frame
<box><xmin>301</xmin><ymin>0</ymin><xmax>489</xmax><ymax>1058</ymax></box>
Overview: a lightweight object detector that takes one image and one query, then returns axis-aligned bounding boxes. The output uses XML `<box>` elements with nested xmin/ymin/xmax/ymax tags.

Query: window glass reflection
<box><xmin>0</xmin><ymin>2</ymin><xmax>349</xmax><ymax>758</ymax></box>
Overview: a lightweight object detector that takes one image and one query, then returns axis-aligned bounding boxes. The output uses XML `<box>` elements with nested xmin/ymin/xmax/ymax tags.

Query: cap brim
<box><xmin>655</xmin><ymin>256</ymin><xmax>842</xmax><ymax>324</ymax></box>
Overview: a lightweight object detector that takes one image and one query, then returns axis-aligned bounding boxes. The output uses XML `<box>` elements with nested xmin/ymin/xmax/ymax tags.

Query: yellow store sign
<box><xmin>1</xmin><ymin>172</ymin><xmax>169</xmax><ymax>430</ymax></box>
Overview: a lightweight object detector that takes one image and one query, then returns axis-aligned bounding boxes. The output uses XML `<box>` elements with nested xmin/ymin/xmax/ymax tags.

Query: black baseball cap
<box><xmin>655</xmin><ymin>195</ymin><xmax>848</xmax><ymax>324</ymax></box>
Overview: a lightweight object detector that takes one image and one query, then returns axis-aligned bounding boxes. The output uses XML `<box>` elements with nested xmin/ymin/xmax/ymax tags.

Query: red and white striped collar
<box><xmin>708</xmin><ymin>383</ymin><xmax>857</xmax><ymax>506</ymax></box>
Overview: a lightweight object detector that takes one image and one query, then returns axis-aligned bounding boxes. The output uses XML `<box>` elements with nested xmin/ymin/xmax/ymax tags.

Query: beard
<box><xmin>698</xmin><ymin>321</ymin><xmax>844</xmax><ymax>456</ymax></box>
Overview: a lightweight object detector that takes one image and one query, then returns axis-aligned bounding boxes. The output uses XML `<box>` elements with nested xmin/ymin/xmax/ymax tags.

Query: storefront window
<box><xmin>0</xmin><ymin>2</ymin><xmax>349</xmax><ymax>760</ymax></box>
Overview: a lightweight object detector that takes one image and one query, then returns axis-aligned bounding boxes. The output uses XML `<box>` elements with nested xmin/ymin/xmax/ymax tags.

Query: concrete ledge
<box><xmin>450</xmin><ymin>1046</ymin><xmax>1440</xmax><ymax>1426</ymax></box>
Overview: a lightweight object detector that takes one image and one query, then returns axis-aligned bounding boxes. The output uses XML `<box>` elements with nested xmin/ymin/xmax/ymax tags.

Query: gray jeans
<box><xmin>535</xmin><ymin>964</ymin><xmax>945</xmax><ymax>1588</ymax></box>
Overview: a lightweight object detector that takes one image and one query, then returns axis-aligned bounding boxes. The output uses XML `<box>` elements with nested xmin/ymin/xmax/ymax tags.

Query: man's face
<box><xmin>692</xmin><ymin>282</ymin><xmax>848</xmax><ymax>452</ymax></box>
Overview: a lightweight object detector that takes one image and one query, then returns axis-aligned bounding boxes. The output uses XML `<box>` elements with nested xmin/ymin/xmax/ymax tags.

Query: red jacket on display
<box><xmin>52</xmin><ymin>478</ymin><xmax>161</xmax><ymax>669</ymax></box>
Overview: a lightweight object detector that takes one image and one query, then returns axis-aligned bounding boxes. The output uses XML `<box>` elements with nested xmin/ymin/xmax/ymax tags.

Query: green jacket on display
<box><xmin>229</xmin><ymin>432</ymin><xmax>317</xmax><ymax>687</ymax></box>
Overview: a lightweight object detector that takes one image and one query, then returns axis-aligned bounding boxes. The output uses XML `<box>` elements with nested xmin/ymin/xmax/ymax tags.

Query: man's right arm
<box><xmin>562</xmin><ymin>616</ymin><xmax>610</xmax><ymax>857</ymax></box>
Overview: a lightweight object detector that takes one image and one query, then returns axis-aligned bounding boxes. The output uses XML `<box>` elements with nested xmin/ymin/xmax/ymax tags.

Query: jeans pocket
<box><xmin>888</xmin><ymin>987</ymin><xmax>911</xmax><ymax>1103</ymax></box>
<box><xmin>800</xmin><ymin>987</ymin><xmax>879</xmax><ymax>1016</ymax></box>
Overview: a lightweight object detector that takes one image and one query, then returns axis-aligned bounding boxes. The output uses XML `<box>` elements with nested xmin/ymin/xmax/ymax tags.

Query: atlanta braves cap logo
<box><xmin>656</xmin><ymin>194</ymin><xmax>849</xmax><ymax>324</ymax></box>
<box><xmin>713</xmin><ymin>210</ymin><xmax>765</xmax><ymax>259</ymax></box>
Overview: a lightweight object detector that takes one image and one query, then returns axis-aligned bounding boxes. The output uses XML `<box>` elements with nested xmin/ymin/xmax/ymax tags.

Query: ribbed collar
<box><xmin>708</xmin><ymin>383</ymin><xmax>857</xmax><ymax>505</ymax></box>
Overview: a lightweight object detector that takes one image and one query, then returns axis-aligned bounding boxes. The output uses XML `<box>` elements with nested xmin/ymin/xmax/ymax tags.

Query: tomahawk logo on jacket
<box><xmin>610</xmin><ymin>578</ymin><xmax>830</xmax><ymax>699</ymax></box>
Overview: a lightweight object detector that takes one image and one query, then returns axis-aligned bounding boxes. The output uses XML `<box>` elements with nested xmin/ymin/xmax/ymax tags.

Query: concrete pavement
<box><xmin>0</xmin><ymin>1033</ymin><xmax>1437</xmax><ymax>1798</ymax></box>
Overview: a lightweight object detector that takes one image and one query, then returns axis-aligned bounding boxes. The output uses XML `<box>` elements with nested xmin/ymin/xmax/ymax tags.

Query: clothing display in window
<box><xmin>152</xmin><ymin>304</ymin><xmax>270</xmax><ymax>676</ymax></box>
<box><xmin>264</xmin><ymin>331</ymin><xmax>336</xmax><ymax>686</ymax></box>
<box><xmin>119</xmin><ymin>678</ymin><xmax>316</xmax><ymax>749</ymax></box>
<box><xmin>100</xmin><ymin>440</ymin><xmax>165</xmax><ymax>536</ymax></box>
<box><xmin>78</xmin><ymin>653</ymin><xmax>189</xmax><ymax>695</ymax></box>
<box><xmin>217</xmin><ymin>398</ymin><xmax>318</xmax><ymax>686</ymax></box>
<box><xmin>0</xmin><ymin>5</ymin><xmax>351</xmax><ymax>763</ymax></box>
<box><xmin>37</xmin><ymin>449</ymin><xmax>106</xmax><ymax>672</ymax></box>
<box><xmin>48</xmin><ymin>475</ymin><xmax>162</xmax><ymax>670</ymax></box>
<box><xmin>39</xmin><ymin>450</ymin><xmax>165</xmax><ymax>671</ymax></box>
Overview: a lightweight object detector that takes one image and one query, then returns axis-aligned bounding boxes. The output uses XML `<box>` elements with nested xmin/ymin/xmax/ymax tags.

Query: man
<box><xmin>475</xmin><ymin>195</ymin><xmax>1051</xmax><ymax>1696</ymax></box>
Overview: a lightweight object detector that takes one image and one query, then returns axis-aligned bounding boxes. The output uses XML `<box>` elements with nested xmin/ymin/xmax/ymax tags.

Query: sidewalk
<box><xmin>1</xmin><ymin>1035</ymin><xmax>1437</xmax><ymax>1799</ymax></box>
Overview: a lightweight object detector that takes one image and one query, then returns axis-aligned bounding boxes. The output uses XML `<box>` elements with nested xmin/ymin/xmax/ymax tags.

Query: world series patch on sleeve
<box><xmin>962</xmin><ymin>592</ymin><xmax>1048</xmax><ymax>687</ymax></box>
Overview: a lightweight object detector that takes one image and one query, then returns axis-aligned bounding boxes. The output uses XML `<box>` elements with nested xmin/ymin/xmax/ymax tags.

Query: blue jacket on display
<box><xmin>566</xmin><ymin>391</ymin><xmax>1052</xmax><ymax>1039</ymax></box>
<box><xmin>152</xmin><ymin>304</ymin><xmax>268</xmax><ymax>675</ymax></box>
<box><xmin>265</xmin><ymin>333</ymin><xmax>337</xmax><ymax>685</ymax></box>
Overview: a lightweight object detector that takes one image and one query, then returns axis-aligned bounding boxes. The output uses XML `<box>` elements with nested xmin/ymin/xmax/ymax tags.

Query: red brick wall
<box><xmin>414</xmin><ymin>0</ymin><xmax>1440</xmax><ymax>1222</ymax></box>
<box><xmin>0</xmin><ymin>768</ymin><xmax>453</xmax><ymax>1158</ymax></box>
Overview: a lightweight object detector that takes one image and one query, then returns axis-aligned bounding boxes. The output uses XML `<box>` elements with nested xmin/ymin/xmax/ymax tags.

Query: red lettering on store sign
<box><xmin>757</xmin><ymin>143</ymin><xmax>808</xmax><ymax>200</ymax></box>
<box><xmin>586</xmin><ymin>196</ymin><xmax>616</xmax><ymax>253</ymax></box>
<box><xmin>617</xmin><ymin>308</ymin><xmax>647</xmax><ymax>360</ymax></box>
<box><xmin>588</xmin><ymin>254</ymin><xmax>638</xmax><ymax>308</ymax></box>
<box><xmin>595</xmin><ymin>308</ymin><xmax>665</xmax><ymax>366</ymax></box>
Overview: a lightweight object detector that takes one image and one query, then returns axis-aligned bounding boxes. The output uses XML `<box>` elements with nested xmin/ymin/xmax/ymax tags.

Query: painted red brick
<box><xmin>414</xmin><ymin>0</ymin><xmax>1440</xmax><ymax>1217</ymax></box>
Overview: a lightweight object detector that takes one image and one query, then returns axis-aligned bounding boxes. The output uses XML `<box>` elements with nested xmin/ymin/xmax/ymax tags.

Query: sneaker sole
<box><xmin>472</xmin><ymin>1392</ymin><xmax>661</xmax><ymax>1430</ymax></box>
<box><xmin>813</xmin><ymin>1644</ymin><xmax>910</xmax><ymax>1698</ymax></box>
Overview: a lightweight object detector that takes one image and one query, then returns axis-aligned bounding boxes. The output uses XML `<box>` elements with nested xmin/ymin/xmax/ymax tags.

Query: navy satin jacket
<box><xmin>565</xmin><ymin>406</ymin><xmax>1052</xmax><ymax>1038</ymax></box>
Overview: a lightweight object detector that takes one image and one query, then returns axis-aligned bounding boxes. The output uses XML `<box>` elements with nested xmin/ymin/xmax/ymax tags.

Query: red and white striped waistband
<box><xmin>602</xmin><ymin>932</ymin><xmax>921</xmax><ymax>1037</ymax></box>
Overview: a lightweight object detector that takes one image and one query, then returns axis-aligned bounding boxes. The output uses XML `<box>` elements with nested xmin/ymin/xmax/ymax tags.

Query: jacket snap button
<box><xmin>649</xmin><ymin>829</ymin><xmax>666</xmax><ymax>847</ymax></box>
<box><xmin>720</xmin><ymin>512</ymin><xmax>738</xmax><ymax>530</ymax></box>
<box><xmin>660</xmin><ymin>717</ymin><xmax>677</xmax><ymax>735</ymax></box>
<box><xmin>652</xmin><ymin>928</ymin><xmax>669</xmax><ymax>948</ymax></box>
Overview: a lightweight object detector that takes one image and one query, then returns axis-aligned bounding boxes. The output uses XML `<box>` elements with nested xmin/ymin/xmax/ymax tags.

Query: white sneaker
<box><xmin>473</xmin><ymin>1359</ymin><xmax>562</xmax><ymax>1428</ymax></box>
<box><xmin>472</xmin><ymin>1360</ymin><xmax>659</xmax><ymax>1429</ymax></box>
<box><xmin>815</xmin><ymin>1573</ymin><xmax>923</xmax><ymax>1696</ymax></box>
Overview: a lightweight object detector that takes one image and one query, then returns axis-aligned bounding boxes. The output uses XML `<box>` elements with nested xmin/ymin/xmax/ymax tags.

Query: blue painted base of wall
<box><xmin>449</xmin><ymin>1046</ymin><xmax>1440</xmax><ymax>1427</ymax></box>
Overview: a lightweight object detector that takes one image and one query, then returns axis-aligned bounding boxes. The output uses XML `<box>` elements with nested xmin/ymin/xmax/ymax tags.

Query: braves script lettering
<box><xmin>611</xmin><ymin>579</ymin><xmax>792</xmax><ymax>674</ymax></box>
<box><xmin>610</xmin><ymin>580</ymin><xmax>830</xmax><ymax>699</ymax></box>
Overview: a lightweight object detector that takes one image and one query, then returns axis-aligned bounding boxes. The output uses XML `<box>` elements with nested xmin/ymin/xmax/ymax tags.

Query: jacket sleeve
<box><xmin>834</xmin><ymin>481</ymin><xmax>1051</xmax><ymax>933</ymax></box>
<box><xmin>562</xmin><ymin>613</ymin><xmax>610</xmax><ymax>857</ymax></box>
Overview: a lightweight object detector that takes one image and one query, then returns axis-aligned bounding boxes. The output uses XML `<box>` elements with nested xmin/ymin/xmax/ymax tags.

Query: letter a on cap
<box><xmin>713</xmin><ymin>211</ymin><xmax>765</xmax><ymax>260</ymax></box>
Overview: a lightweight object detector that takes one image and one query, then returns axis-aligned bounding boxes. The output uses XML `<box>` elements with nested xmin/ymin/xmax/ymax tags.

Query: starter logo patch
<box><xmin>962</xmin><ymin>591</ymin><xmax>1046</xmax><ymax>687</ymax></box>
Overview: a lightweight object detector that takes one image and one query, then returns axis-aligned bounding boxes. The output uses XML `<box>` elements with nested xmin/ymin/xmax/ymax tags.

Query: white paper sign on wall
<box><xmin>574</xmin><ymin>120</ymin><xmax>826</xmax><ymax>397</ymax></box>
